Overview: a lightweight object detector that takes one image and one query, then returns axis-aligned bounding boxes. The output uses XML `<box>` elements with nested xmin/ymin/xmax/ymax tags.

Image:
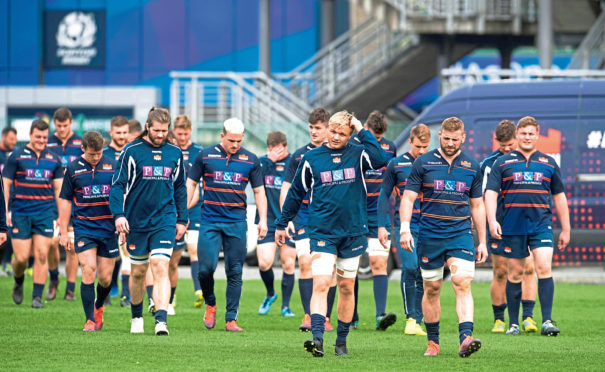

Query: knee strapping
<box><xmin>336</xmin><ymin>256</ymin><xmax>361</xmax><ymax>279</ymax></box>
<box><xmin>311</xmin><ymin>253</ymin><xmax>335</xmax><ymax>276</ymax></box>
<box><xmin>449</xmin><ymin>259</ymin><xmax>475</xmax><ymax>278</ymax></box>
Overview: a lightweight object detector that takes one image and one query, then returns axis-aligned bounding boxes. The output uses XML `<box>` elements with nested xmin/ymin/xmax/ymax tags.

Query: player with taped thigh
<box><xmin>3</xmin><ymin>119</ymin><xmax>63</xmax><ymax>308</ymax></box>
<box><xmin>46</xmin><ymin>107</ymin><xmax>81</xmax><ymax>301</ymax></box>
<box><xmin>480</xmin><ymin>120</ymin><xmax>538</xmax><ymax>334</ymax></box>
<box><xmin>187</xmin><ymin>118</ymin><xmax>268</xmax><ymax>332</ymax></box>
<box><xmin>255</xmin><ymin>131</ymin><xmax>297</xmax><ymax>316</ymax></box>
<box><xmin>485</xmin><ymin>116</ymin><xmax>570</xmax><ymax>337</ymax></box>
<box><xmin>400</xmin><ymin>117</ymin><xmax>488</xmax><ymax>358</ymax></box>
<box><xmin>350</xmin><ymin>110</ymin><xmax>397</xmax><ymax>331</ymax></box>
<box><xmin>276</xmin><ymin>111</ymin><xmax>388</xmax><ymax>357</ymax></box>
<box><xmin>279</xmin><ymin>108</ymin><xmax>336</xmax><ymax>332</ymax></box>
<box><xmin>110</xmin><ymin>107</ymin><xmax>188</xmax><ymax>336</ymax></box>
<box><xmin>58</xmin><ymin>131</ymin><xmax>119</xmax><ymax>331</ymax></box>
<box><xmin>377</xmin><ymin>123</ymin><xmax>431</xmax><ymax>336</ymax></box>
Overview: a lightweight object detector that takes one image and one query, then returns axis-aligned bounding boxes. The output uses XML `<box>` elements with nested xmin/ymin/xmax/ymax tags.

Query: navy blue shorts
<box><xmin>74</xmin><ymin>235</ymin><xmax>120</xmax><ymax>258</ymax></box>
<box><xmin>293</xmin><ymin>223</ymin><xmax>309</xmax><ymax>240</ymax></box>
<box><xmin>418</xmin><ymin>232</ymin><xmax>475</xmax><ymax>270</ymax></box>
<box><xmin>126</xmin><ymin>227</ymin><xmax>175</xmax><ymax>263</ymax></box>
<box><xmin>258</xmin><ymin>228</ymin><xmax>295</xmax><ymax>247</ymax></box>
<box><xmin>488</xmin><ymin>235</ymin><xmax>501</xmax><ymax>254</ymax></box>
<box><xmin>498</xmin><ymin>231</ymin><xmax>554</xmax><ymax>258</ymax></box>
<box><xmin>310</xmin><ymin>234</ymin><xmax>367</xmax><ymax>258</ymax></box>
<box><xmin>174</xmin><ymin>235</ymin><xmax>186</xmax><ymax>251</ymax></box>
<box><xmin>11</xmin><ymin>212</ymin><xmax>54</xmax><ymax>239</ymax></box>
<box><xmin>366</xmin><ymin>225</ymin><xmax>379</xmax><ymax>239</ymax></box>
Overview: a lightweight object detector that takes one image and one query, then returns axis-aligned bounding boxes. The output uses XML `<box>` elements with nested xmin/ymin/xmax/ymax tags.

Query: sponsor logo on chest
<box><xmin>433</xmin><ymin>179</ymin><xmax>466</xmax><ymax>193</ymax></box>
<box><xmin>320</xmin><ymin>168</ymin><xmax>356</xmax><ymax>184</ymax></box>
<box><xmin>264</xmin><ymin>175</ymin><xmax>283</xmax><ymax>187</ymax></box>
<box><xmin>142</xmin><ymin>166</ymin><xmax>173</xmax><ymax>179</ymax></box>
<box><xmin>82</xmin><ymin>184</ymin><xmax>111</xmax><ymax>197</ymax></box>
<box><xmin>213</xmin><ymin>171</ymin><xmax>243</xmax><ymax>184</ymax></box>
<box><xmin>26</xmin><ymin>169</ymin><xmax>52</xmax><ymax>180</ymax></box>
<box><xmin>512</xmin><ymin>171</ymin><xmax>543</xmax><ymax>183</ymax></box>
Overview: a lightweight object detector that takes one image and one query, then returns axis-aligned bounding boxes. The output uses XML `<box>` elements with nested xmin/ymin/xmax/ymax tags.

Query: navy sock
<box><xmin>32</xmin><ymin>283</ymin><xmax>44</xmax><ymax>299</ymax></box>
<box><xmin>493</xmin><ymin>303</ymin><xmax>507</xmax><ymax>322</ymax></box>
<box><xmin>199</xmin><ymin>272</ymin><xmax>216</xmax><ymax>306</ymax></box>
<box><xmin>131</xmin><ymin>302</ymin><xmax>143</xmax><ymax>318</ymax></box>
<box><xmin>425</xmin><ymin>321</ymin><xmax>439</xmax><ymax>344</ymax></box>
<box><xmin>281</xmin><ymin>273</ymin><xmax>294</xmax><ymax>309</ymax></box>
<box><xmin>49</xmin><ymin>269</ymin><xmax>59</xmax><ymax>282</ymax></box>
<box><xmin>538</xmin><ymin>277</ymin><xmax>554</xmax><ymax>322</ymax></box>
<box><xmin>414</xmin><ymin>271</ymin><xmax>424</xmax><ymax>323</ymax></box>
<box><xmin>190</xmin><ymin>261</ymin><xmax>201</xmax><ymax>291</ymax></box>
<box><xmin>155</xmin><ymin>309</ymin><xmax>167</xmax><ymax>324</ymax></box>
<box><xmin>15</xmin><ymin>274</ymin><xmax>25</xmax><ymax>286</ymax></box>
<box><xmin>505</xmin><ymin>281</ymin><xmax>522</xmax><ymax>326</ymax></box>
<box><xmin>66</xmin><ymin>281</ymin><xmax>75</xmax><ymax>293</ymax></box>
<box><xmin>326</xmin><ymin>285</ymin><xmax>336</xmax><ymax>319</ymax></box>
<box><xmin>170</xmin><ymin>287</ymin><xmax>176</xmax><ymax>304</ymax></box>
<box><xmin>81</xmin><ymin>283</ymin><xmax>95</xmax><ymax>321</ymax></box>
<box><xmin>373</xmin><ymin>274</ymin><xmax>388</xmax><ymax>317</ymax></box>
<box><xmin>458</xmin><ymin>321</ymin><xmax>473</xmax><ymax>344</ymax></box>
<box><xmin>522</xmin><ymin>300</ymin><xmax>535</xmax><ymax>319</ymax></box>
<box><xmin>146</xmin><ymin>285</ymin><xmax>153</xmax><ymax>301</ymax></box>
<box><xmin>111</xmin><ymin>259</ymin><xmax>120</xmax><ymax>287</ymax></box>
<box><xmin>311</xmin><ymin>313</ymin><xmax>325</xmax><ymax>339</ymax></box>
<box><xmin>352</xmin><ymin>276</ymin><xmax>359</xmax><ymax>322</ymax></box>
<box><xmin>95</xmin><ymin>283</ymin><xmax>111</xmax><ymax>309</ymax></box>
<box><xmin>298</xmin><ymin>278</ymin><xmax>312</xmax><ymax>315</ymax></box>
<box><xmin>260</xmin><ymin>268</ymin><xmax>275</xmax><ymax>297</ymax></box>
<box><xmin>336</xmin><ymin>319</ymin><xmax>351</xmax><ymax>343</ymax></box>
<box><xmin>121</xmin><ymin>275</ymin><xmax>130</xmax><ymax>298</ymax></box>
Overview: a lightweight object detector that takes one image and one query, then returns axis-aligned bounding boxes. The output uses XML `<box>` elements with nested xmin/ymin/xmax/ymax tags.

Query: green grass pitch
<box><xmin>1</xmin><ymin>277</ymin><xmax>604</xmax><ymax>371</ymax></box>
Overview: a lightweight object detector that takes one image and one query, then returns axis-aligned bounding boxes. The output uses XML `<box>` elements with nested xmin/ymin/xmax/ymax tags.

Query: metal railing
<box><xmin>568</xmin><ymin>11</ymin><xmax>605</xmax><ymax>70</ymax></box>
<box><xmin>169</xmin><ymin>71</ymin><xmax>310</xmax><ymax>148</ymax></box>
<box><xmin>273</xmin><ymin>18</ymin><xmax>418</xmax><ymax>108</ymax></box>
<box><xmin>440</xmin><ymin>66</ymin><xmax>605</xmax><ymax>93</ymax></box>
<box><xmin>396</xmin><ymin>0</ymin><xmax>537</xmax><ymax>33</ymax></box>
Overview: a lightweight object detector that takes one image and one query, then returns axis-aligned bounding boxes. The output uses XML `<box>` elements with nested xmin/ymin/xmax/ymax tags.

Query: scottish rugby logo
<box><xmin>55</xmin><ymin>11</ymin><xmax>98</xmax><ymax>65</ymax></box>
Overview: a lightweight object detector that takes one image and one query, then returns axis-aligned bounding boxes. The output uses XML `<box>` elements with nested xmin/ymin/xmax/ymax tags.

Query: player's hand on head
<box><xmin>476</xmin><ymin>242</ymin><xmax>488</xmax><ymax>264</ymax></box>
<box><xmin>351</xmin><ymin>117</ymin><xmax>363</xmax><ymax>132</ymax></box>
<box><xmin>175</xmin><ymin>223</ymin><xmax>187</xmax><ymax>240</ymax></box>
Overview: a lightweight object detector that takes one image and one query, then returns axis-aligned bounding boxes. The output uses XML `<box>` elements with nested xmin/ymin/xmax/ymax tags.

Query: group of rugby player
<box><xmin>0</xmin><ymin>105</ymin><xmax>569</xmax><ymax>359</ymax></box>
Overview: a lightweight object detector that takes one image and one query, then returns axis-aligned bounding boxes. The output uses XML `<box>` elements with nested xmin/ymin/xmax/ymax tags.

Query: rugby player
<box><xmin>58</xmin><ymin>131</ymin><xmax>118</xmax><ymax>331</ymax></box>
<box><xmin>168</xmin><ymin>114</ymin><xmax>203</xmax><ymax>313</ymax></box>
<box><xmin>187</xmin><ymin>118</ymin><xmax>267</xmax><ymax>332</ymax></box>
<box><xmin>350</xmin><ymin>110</ymin><xmax>397</xmax><ymax>331</ymax></box>
<box><xmin>279</xmin><ymin>108</ymin><xmax>336</xmax><ymax>332</ymax></box>
<box><xmin>377</xmin><ymin>123</ymin><xmax>431</xmax><ymax>336</ymax></box>
<box><xmin>485</xmin><ymin>116</ymin><xmax>570</xmax><ymax>337</ymax></box>
<box><xmin>46</xmin><ymin>107</ymin><xmax>82</xmax><ymax>301</ymax></box>
<box><xmin>0</xmin><ymin>127</ymin><xmax>17</xmax><ymax>275</ymax></box>
<box><xmin>3</xmin><ymin>119</ymin><xmax>63</xmax><ymax>308</ymax></box>
<box><xmin>480</xmin><ymin>120</ymin><xmax>538</xmax><ymax>334</ymax></box>
<box><xmin>276</xmin><ymin>111</ymin><xmax>388</xmax><ymax>357</ymax></box>
<box><xmin>103</xmin><ymin>116</ymin><xmax>132</xmax><ymax>306</ymax></box>
<box><xmin>110</xmin><ymin>107</ymin><xmax>188</xmax><ymax>335</ymax></box>
<box><xmin>128</xmin><ymin>119</ymin><xmax>142</xmax><ymax>142</ymax></box>
<box><xmin>400</xmin><ymin>117</ymin><xmax>487</xmax><ymax>358</ymax></box>
<box><xmin>256</xmin><ymin>131</ymin><xmax>296</xmax><ymax>316</ymax></box>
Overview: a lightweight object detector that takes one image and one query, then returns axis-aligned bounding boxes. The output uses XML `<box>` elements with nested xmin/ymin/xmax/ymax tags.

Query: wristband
<box><xmin>400</xmin><ymin>221</ymin><xmax>411</xmax><ymax>234</ymax></box>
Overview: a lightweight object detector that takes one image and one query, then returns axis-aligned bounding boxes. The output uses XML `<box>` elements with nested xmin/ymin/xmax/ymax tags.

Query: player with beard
<box><xmin>110</xmin><ymin>107</ymin><xmax>188</xmax><ymax>335</ymax></box>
